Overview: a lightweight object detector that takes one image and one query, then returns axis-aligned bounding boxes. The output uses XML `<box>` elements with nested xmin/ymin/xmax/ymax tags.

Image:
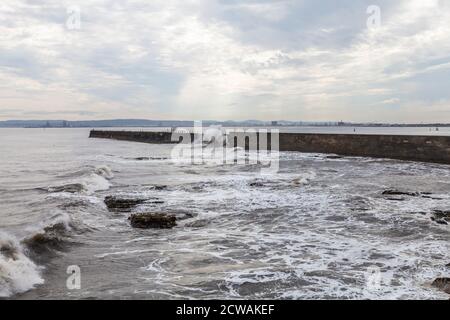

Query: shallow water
<box><xmin>0</xmin><ymin>128</ymin><xmax>449</xmax><ymax>299</ymax></box>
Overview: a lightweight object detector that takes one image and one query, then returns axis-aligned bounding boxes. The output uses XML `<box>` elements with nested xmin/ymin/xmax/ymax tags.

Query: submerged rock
<box><xmin>249</xmin><ymin>182</ymin><xmax>265</xmax><ymax>187</ymax></box>
<box><xmin>382</xmin><ymin>189</ymin><xmax>419</xmax><ymax>197</ymax></box>
<box><xmin>153</xmin><ymin>185</ymin><xmax>168</xmax><ymax>191</ymax></box>
<box><xmin>431</xmin><ymin>278</ymin><xmax>450</xmax><ymax>294</ymax></box>
<box><xmin>386</xmin><ymin>197</ymin><xmax>406</xmax><ymax>201</ymax></box>
<box><xmin>326</xmin><ymin>155</ymin><xmax>343</xmax><ymax>159</ymax></box>
<box><xmin>129</xmin><ymin>213</ymin><xmax>177</xmax><ymax>229</ymax></box>
<box><xmin>104</xmin><ymin>196</ymin><xmax>146</xmax><ymax>212</ymax></box>
<box><xmin>421</xmin><ymin>195</ymin><xmax>444</xmax><ymax>200</ymax></box>
<box><xmin>104</xmin><ymin>196</ymin><xmax>164</xmax><ymax>212</ymax></box>
<box><xmin>430</xmin><ymin>210</ymin><xmax>450</xmax><ymax>225</ymax></box>
<box><xmin>132</xmin><ymin>157</ymin><xmax>168</xmax><ymax>161</ymax></box>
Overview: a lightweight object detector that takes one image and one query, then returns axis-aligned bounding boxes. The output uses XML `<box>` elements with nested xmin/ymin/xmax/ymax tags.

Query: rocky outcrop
<box><xmin>132</xmin><ymin>157</ymin><xmax>169</xmax><ymax>161</ymax></box>
<box><xmin>430</xmin><ymin>210</ymin><xmax>450</xmax><ymax>225</ymax></box>
<box><xmin>152</xmin><ymin>185</ymin><xmax>168</xmax><ymax>191</ymax></box>
<box><xmin>105</xmin><ymin>196</ymin><xmax>146</xmax><ymax>212</ymax></box>
<box><xmin>382</xmin><ymin>189</ymin><xmax>419</xmax><ymax>197</ymax></box>
<box><xmin>431</xmin><ymin>278</ymin><xmax>450</xmax><ymax>294</ymax></box>
<box><xmin>128</xmin><ymin>213</ymin><xmax>177</xmax><ymax>229</ymax></box>
<box><xmin>249</xmin><ymin>182</ymin><xmax>265</xmax><ymax>187</ymax></box>
<box><xmin>104</xmin><ymin>196</ymin><xmax>163</xmax><ymax>212</ymax></box>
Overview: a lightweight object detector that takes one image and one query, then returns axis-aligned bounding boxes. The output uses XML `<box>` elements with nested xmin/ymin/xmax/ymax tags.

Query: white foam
<box><xmin>94</xmin><ymin>165</ymin><xmax>114</xmax><ymax>180</ymax></box>
<box><xmin>0</xmin><ymin>232</ymin><xmax>44</xmax><ymax>297</ymax></box>
<box><xmin>81</xmin><ymin>173</ymin><xmax>111</xmax><ymax>194</ymax></box>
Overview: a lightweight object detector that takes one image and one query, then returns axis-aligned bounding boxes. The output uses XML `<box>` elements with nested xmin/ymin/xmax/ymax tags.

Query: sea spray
<box><xmin>0</xmin><ymin>232</ymin><xmax>44</xmax><ymax>297</ymax></box>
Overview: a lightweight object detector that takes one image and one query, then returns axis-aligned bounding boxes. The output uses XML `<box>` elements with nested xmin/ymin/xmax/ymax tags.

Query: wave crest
<box><xmin>45</xmin><ymin>165</ymin><xmax>114</xmax><ymax>195</ymax></box>
<box><xmin>0</xmin><ymin>232</ymin><xmax>44</xmax><ymax>298</ymax></box>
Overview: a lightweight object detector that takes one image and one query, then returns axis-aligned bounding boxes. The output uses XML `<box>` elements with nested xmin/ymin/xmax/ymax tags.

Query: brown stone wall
<box><xmin>89</xmin><ymin>130</ymin><xmax>450</xmax><ymax>164</ymax></box>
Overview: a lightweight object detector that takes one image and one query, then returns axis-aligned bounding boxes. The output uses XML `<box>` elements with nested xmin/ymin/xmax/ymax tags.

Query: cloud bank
<box><xmin>1</xmin><ymin>0</ymin><xmax>450</xmax><ymax>122</ymax></box>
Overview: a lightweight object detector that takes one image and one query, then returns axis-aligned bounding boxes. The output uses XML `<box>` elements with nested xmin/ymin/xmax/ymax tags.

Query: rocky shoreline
<box><xmin>100</xmin><ymin>186</ymin><xmax>450</xmax><ymax>298</ymax></box>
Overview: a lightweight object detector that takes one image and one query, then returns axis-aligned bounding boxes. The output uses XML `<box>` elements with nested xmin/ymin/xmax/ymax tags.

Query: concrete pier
<box><xmin>89</xmin><ymin>130</ymin><xmax>450</xmax><ymax>164</ymax></box>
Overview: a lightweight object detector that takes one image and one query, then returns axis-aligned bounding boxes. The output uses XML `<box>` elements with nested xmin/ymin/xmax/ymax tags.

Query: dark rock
<box><xmin>326</xmin><ymin>155</ymin><xmax>343</xmax><ymax>159</ymax></box>
<box><xmin>128</xmin><ymin>213</ymin><xmax>176</xmax><ymax>229</ymax></box>
<box><xmin>249</xmin><ymin>182</ymin><xmax>265</xmax><ymax>187</ymax></box>
<box><xmin>386</xmin><ymin>197</ymin><xmax>406</xmax><ymax>201</ymax></box>
<box><xmin>445</xmin><ymin>263</ymin><xmax>450</xmax><ymax>268</ymax></box>
<box><xmin>430</xmin><ymin>210</ymin><xmax>450</xmax><ymax>225</ymax></box>
<box><xmin>431</xmin><ymin>217</ymin><xmax>448</xmax><ymax>225</ymax></box>
<box><xmin>130</xmin><ymin>156</ymin><xmax>169</xmax><ymax>161</ymax></box>
<box><xmin>431</xmin><ymin>278</ymin><xmax>450</xmax><ymax>294</ymax></box>
<box><xmin>421</xmin><ymin>195</ymin><xmax>444</xmax><ymax>200</ymax></box>
<box><xmin>382</xmin><ymin>189</ymin><xmax>419</xmax><ymax>197</ymax></box>
<box><xmin>153</xmin><ymin>185</ymin><xmax>168</xmax><ymax>191</ymax></box>
<box><xmin>432</xmin><ymin>210</ymin><xmax>450</xmax><ymax>220</ymax></box>
<box><xmin>104</xmin><ymin>196</ymin><xmax>146</xmax><ymax>212</ymax></box>
<box><xmin>408</xmin><ymin>211</ymin><xmax>427</xmax><ymax>216</ymax></box>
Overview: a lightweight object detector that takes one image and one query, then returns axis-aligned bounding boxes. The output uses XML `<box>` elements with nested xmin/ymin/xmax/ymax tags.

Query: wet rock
<box><xmin>431</xmin><ymin>278</ymin><xmax>450</xmax><ymax>294</ymax></box>
<box><xmin>432</xmin><ymin>210</ymin><xmax>450</xmax><ymax>220</ymax></box>
<box><xmin>407</xmin><ymin>211</ymin><xmax>427</xmax><ymax>216</ymax></box>
<box><xmin>249</xmin><ymin>182</ymin><xmax>265</xmax><ymax>187</ymax></box>
<box><xmin>129</xmin><ymin>213</ymin><xmax>176</xmax><ymax>229</ymax></box>
<box><xmin>382</xmin><ymin>189</ymin><xmax>419</xmax><ymax>197</ymax></box>
<box><xmin>420</xmin><ymin>192</ymin><xmax>444</xmax><ymax>200</ymax></box>
<box><xmin>104</xmin><ymin>196</ymin><xmax>146</xmax><ymax>212</ymax></box>
<box><xmin>326</xmin><ymin>155</ymin><xmax>343</xmax><ymax>159</ymax></box>
<box><xmin>132</xmin><ymin>157</ymin><xmax>168</xmax><ymax>161</ymax></box>
<box><xmin>445</xmin><ymin>263</ymin><xmax>450</xmax><ymax>268</ymax></box>
<box><xmin>153</xmin><ymin>185</ymin><xmax>168</xmax><ymax>191</ymax></box>
<box><xmin>430</xmin><ymin>210</ymin><xmax>450</xmax><ymax>225</ymax></box>
<box><xmin>431</xmin><ymin>218</ymin><xmax>448</xmax><ymax>225</ymax></box>
<box><xmin>386</xmin><ymin>197</ymin><xmax>406</xmax><ymax>201</ymax></box>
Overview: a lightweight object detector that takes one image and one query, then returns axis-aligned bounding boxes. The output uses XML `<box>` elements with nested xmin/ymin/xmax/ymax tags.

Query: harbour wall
<box><xmin>89</xmin><ymin>130</ymin><xmax>450</xmax><ymax>164</ymax></box>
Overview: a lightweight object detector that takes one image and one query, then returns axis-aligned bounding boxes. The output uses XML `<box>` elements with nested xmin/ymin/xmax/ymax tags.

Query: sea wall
<box><xmin>89</xmin><ymin>130</ymin><xmax>450</xmax><ymax>164</ymax></box>
<box><xmin>277</xmin><ymin>133</ymin><xmax>450</xmax><ymax>164</ymax></box>
<box><xmin>89</xmin><ymin>130</ymin><xmax>179</xmax><ymax>144</ymax></box>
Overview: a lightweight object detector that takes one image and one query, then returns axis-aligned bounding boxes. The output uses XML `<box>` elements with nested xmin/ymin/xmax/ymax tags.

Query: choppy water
<box><xmin>0</xmin><ymin>128</ymin><xmax>449</xmax><ymax>299</ymax></box>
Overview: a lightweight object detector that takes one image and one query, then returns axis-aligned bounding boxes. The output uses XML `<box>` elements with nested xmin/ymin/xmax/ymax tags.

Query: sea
<box><xmin>0</xmin><ymin>127</ymin><xmax>449</xmax><ymax>299</ymax></box>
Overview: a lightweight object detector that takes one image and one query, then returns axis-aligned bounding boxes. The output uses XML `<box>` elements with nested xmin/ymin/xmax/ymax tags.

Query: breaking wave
<box><xmin>22</xmin><ymin>212</ymin><xmax>74</xmax><ymax>256</ymax></box>
<box><xmin>45</xmin><ymin>165</ymin><xmax>114</xmax><ymax>195</ymax></box>
<box><xmin>0</xmin><ymin>232</ymin><xmax>44</xmax><ymax>298</ymax></box>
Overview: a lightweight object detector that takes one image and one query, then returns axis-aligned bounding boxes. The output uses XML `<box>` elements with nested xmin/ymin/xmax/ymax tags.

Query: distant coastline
<box><xmin>1</xmin><ymin>119</ymin><xmax>450</xmax><ymax>128</ymax></box>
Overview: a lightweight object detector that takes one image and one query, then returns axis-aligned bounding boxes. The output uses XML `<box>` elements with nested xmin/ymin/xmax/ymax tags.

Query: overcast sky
<box><xmin>1</xmin><ymin>0</ymin><xmax>450</xmax><ymax>122</ymax></box>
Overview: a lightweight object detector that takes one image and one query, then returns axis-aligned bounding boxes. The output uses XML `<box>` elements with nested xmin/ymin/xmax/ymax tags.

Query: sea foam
<box><xmin>0</xmin><ymin>232</ymin><xmax>44</xmax><ymax>297</ymax></box>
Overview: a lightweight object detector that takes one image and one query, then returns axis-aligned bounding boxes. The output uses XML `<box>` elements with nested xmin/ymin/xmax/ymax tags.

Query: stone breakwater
<box><xmin>89</xmin><ymin>130</ymin><xmax>450</xmax><ymax>164</ymax></box>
